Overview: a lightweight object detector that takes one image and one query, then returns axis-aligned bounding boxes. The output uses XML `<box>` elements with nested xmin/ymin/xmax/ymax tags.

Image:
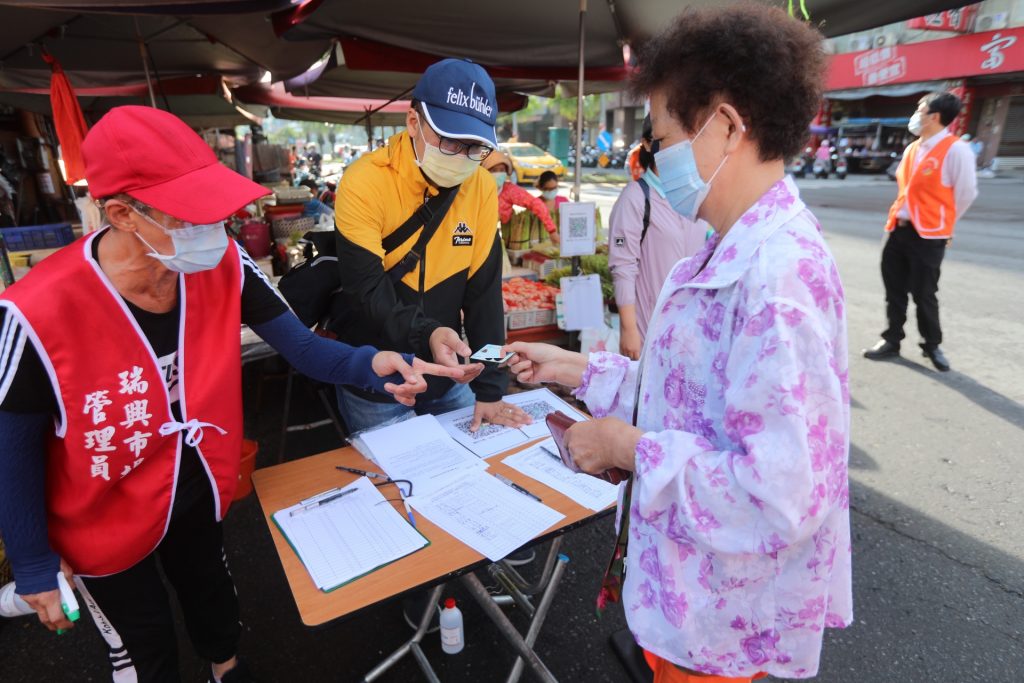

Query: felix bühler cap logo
<box><xmin>446</xmin><ymin>85</ymin><xmax>493</xmax><ymax>118</ymax></box>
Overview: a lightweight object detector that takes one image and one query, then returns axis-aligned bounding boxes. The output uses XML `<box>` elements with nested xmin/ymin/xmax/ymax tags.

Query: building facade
<box><xmin>825</xmin><ymin>1</ymin><xmax>1024</xmax><ymax>168</ymax></box>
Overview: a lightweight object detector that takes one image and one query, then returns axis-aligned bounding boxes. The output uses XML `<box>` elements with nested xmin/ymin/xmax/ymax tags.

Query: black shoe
<box><xmin>922</xmin><ymin>346</ymin><xmax>950</xmax><ymax>372</ymax></box>
<box><xmin>504</xmin><ymin>548</ymin><xmax>536</xmax><ymax>567</ymax></box>
<box><xmin>863</xmin><ymin>340</ymin><xmax>900</xmax><ymax>360</ymax></box>
<box><xmin>402</xmin><ymin>592</ymin><xmax>440</xmax><ymax>633</ymax></box>
<box><xmin>210</xmin><ymin>659</ymin><xmax>259</xmax><ymax>683</ymax></box>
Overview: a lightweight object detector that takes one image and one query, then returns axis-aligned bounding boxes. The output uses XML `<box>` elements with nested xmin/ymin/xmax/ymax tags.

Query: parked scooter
<box><xmin>812</xmin><ymin>154</ymin><xmax>832</xmax><ymax>179</ymax></box>
<box><xmin>787</xmin><ymin>147</ymin><xmax>813</xmax><ymax>178</ymax></box>
<box><xmin>833</xmin><ymin>152</ymin><xmax>848</xmax><ymax>180</ymax></box>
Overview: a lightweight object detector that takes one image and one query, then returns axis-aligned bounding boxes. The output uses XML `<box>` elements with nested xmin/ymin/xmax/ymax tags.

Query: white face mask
<box><xmin>413</xmin><ymin>116</ymin><xmax>480</xmax><ymax>188</ymax></box>
<box><xmin>134</xmin><ymin>210</ymin><xmax>229</xmax><ymax>274</ymax></box>
<box><xmin>908</xmin><ymin>111</ymin><xmax>924</xmax><ymax>136</ymax></box>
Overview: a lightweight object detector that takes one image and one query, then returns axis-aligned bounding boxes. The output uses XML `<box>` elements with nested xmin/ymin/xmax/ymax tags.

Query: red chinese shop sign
<box><xmin>827</xmin><ymin>27</ymin><xmax>1024</xmax><ymax>91</ymax></box>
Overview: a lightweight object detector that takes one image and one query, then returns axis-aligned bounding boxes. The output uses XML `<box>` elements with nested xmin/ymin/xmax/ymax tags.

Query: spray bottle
<box><xmin>0</xmin><ymin>573</ymin><xmax>80</xmax><ymax>634</ymax></box>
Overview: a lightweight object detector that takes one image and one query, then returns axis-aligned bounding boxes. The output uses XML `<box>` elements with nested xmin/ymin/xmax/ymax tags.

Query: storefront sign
<box><xmin>828</xmin><ymin>27</ymin><xmax>1024</xmax><ymax>91</ymax></box>
<box><xmin>907</xmin><ymin>7</ymin><xmax>977</xmax><ymax>33</ymax></box>
<box><xmin>947</xmin><ymin>81</ymin><xmax>975</xmax><ymax>136</ymax></box>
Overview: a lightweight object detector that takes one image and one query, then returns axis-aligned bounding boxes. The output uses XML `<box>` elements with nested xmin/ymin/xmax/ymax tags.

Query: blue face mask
<box><xmin>492</xmin><ymin>171</ymin><xmax>507</xmax><ymax>189</ymax></box>
<box><xmin>541</xmin><ymin>189</ymin><xmax>558</xmax><ymax>201</ymax></box>
<box><xmin>134</xmin><ymin>210</ymin><xmax>228</xmax><ymax>274</ymax></box>
<box><xmin>641</xmin><ymin>168</ymin><xmax>666</xmax><ymax>199</ymax></box>
<box><xmin>653</xmin><ymin>113</ymin><xmax>729</xmax><ymax>221</ymax></box>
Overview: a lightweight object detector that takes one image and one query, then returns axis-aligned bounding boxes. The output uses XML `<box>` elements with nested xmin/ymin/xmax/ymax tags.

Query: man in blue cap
<box><xmin>332</xmin><ymin>59</ymin><xmax>532</xmax><ymax>436</ymax></box>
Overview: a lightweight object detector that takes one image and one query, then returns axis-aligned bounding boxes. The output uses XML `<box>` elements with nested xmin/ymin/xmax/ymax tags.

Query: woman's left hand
<box><xmin>565</xmin><ymin>417</ymin><xmax>643</xmax><ymax>474</ymax></box>
<box><xmin>372</xmin><ymin>351</ymin><xmax>475</xmax><ymax>406</ymax></box>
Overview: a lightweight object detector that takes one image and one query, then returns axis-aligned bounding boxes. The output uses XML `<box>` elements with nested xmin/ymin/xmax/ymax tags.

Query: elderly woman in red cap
<box><xmin>0</xmin><ymin>106</ymin><xmax>470</xmax><ymax>682</ymax></box>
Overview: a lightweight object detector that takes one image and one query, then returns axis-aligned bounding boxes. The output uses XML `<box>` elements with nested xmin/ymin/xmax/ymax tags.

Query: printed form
<box><xmin>409</xmin><ymin>470</ymin><xmax>565</xmax><ymax>562</ymax></box>
<box><xmin>503</xmin><ymin>439</ymin><xmax>619</xmax><ymax>512</ymax></box>
<box><xmin>359</xmin><ymin>414</ymin><xmax>487</xmax><ymax>494</ymax></box>
<box><xmin>273</xmin><ymin>477</ymin><xmax>427</xmax><ymax>591</ymax></box>
<box><xmin>436</xmin><ymin>388</ymin><xmax>586</xmax><ymax>458</ymax></box>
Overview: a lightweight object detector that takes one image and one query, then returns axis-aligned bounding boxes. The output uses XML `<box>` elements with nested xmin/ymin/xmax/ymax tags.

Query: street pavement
<box><xmin>1</xmin><ymin>174</ymin><xmax>1021</xmax><ymax>682</ymax></box>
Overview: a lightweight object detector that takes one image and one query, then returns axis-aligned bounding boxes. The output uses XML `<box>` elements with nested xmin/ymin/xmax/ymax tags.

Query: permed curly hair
<box><xmin>631</xmin><ymin>3</ymin><xmax>826</xmax><ymax>162</ymax></box>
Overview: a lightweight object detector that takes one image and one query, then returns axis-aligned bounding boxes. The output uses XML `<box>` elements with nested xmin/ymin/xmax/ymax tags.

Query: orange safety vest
<box><xmin>0</xmin><ymin>230</ymin><xmax>243</xmax><ymax>576</ymax></box>
<box><xmin>885</xmin><ymin>135</ymin><xmax>959</xmax><ymax>239</ymax></box>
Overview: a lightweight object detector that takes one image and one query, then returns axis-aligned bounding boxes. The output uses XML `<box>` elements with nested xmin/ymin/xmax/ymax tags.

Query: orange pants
<box><xmin>643</xmin><ymin>650</ymin><xmax>767</xmax><ymax>683</ymax></box>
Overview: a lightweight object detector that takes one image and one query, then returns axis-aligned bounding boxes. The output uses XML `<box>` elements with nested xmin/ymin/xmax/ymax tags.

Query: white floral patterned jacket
<box><xmin>577</xmin><ymin>176</ymin><xmax>852</xmax><ymax>678</ymax></box>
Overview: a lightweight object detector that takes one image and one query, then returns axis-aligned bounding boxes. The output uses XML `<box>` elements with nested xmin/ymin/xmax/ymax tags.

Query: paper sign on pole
<box><xmin>559</xmin><ymin>274</ymin><xmax>604</xmax><ymax>331</ymax></box>
<box><xmin>558</xmin><ymin>202</ymin><xmax>596</xmax><ymax>257</ymax></box>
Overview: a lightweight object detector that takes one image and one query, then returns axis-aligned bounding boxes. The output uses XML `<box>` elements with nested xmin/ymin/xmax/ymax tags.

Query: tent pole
<box><xmin>573</xmin><ymin>0</ymin><xmax>586</xmax><ymax>203</ymax></box>
<box><xmin>134</xmin><ymin>18</ymin><xmax>157</xmax><ymax>108</ymax></box>
<box><xmin>364</xmin><ymin>107</ymin><xmax>373</xmax><ymax>151</ymax></box>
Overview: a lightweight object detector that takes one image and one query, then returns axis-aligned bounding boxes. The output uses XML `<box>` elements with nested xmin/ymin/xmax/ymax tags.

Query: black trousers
<box><xmin>77</xmin><ymin>473</ymin><xmax>240</xmax><ymax>683</ymax></box>
<box><xmin>881</xmin><ymin>221</ymin><xmax>948</xmax><ymax>350</ymax></box>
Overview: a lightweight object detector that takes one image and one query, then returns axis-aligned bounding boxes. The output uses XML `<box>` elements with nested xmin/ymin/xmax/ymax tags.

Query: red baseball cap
<box><xmin>83</xmin><ymin>105</ymin><xmax>269</xmax><ymax>223</ymax></box>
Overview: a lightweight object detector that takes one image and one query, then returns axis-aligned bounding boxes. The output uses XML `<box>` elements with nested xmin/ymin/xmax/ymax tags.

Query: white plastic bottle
<box><xmin>439</xmin><ymin>597</ymin><xmax>464</xmax><ymax>654</ymax></box>
<box><xmin>0</xmin><ymin>582</ymin><xmax>35</xmax><ymax>618</ymax></box>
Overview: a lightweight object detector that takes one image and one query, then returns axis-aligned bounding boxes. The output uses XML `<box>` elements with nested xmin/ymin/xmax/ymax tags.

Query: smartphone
<box><xmin>470</xmin><ymin>344</ymin><xmax>514</xmax><ymax>366</ymax></box>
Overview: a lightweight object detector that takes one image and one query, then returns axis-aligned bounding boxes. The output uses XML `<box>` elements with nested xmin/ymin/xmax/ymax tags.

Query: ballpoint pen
<box><xmin>493</xmin><ymin>473</ymin><xmax>542</xmax><ymax>502</ymax></box>
<box><xmin>289</xmin><ymin>487</ymin><xmax>358</xmax><ymax>516</ymax></box>
<box><xmin>336</xmin><ymin>465</ymin><xmax>387</xmax><ymax>480</ymax></box>
<box><xmin>539</xmin><ymin>443</ymin><xmax>562</xmax><ymax>463</ymax></box>
<box><xmin>403</xmin><ymin>500</ymin><xmax>417</xmax><ymax>528</ymax></box>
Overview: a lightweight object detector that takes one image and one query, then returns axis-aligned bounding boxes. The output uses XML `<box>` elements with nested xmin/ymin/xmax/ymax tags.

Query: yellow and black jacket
<box><xmin>334</xmin><ymin>131</ymin><xmax>506</xmax><ymax>403</ymax></box>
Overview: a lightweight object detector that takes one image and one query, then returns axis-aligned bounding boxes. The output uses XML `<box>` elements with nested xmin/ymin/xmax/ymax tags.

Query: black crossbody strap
<box><xmin>381</xmin><ymin>185</ymin><xmax>459</xmax><ymax>254</ymax></box>
<box><xmin>387</xmin><ymin>185</ymin><xmax>460</xmax><ymax>285</ymax></box>
<box><xmin>638</xmin><ymin>177</ymin><xmax>652</xmax><ymax>246</ymax></box>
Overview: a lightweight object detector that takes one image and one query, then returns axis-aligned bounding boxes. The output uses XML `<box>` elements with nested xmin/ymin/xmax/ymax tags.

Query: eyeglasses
<box><xmin>417</xmin><ymin>113</ymin><xmax>493</xmax><ymax>161</ymax></box>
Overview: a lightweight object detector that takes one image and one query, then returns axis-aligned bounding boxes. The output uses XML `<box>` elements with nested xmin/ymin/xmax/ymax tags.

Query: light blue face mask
<box><xmin>492</xmin><ymin>171</ymin><xmax>508</xmax><ymax>189</ymax></box>
<box><xmin>653</xmin><ymin>113</ymin><xmax>729</xmax><ymax>221</ymax></box>
<box><xmin>135</xmin><ymin>210</ymin><xmax>229</xmax><ymax>274</ymax></box>
<box><xmin>541</xmin><ymin>189</ymin><xmax>558</xmax><ymax>201</ymax></box>
<box><xmin>641</xmin><ymin>168</ymin><xmax>666</xmax><ymax>199</ymax></box>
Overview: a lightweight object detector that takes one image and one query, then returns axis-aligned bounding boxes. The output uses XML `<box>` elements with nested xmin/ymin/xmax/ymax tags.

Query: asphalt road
<box><xmin>1</xmin><ymin>174</ymin><xmax>1021</xmax><ymax>682</ymax></box>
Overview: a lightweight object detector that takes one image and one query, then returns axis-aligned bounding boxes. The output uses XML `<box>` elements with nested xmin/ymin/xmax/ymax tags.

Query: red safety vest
<box><xmin>0</xmin><ymin>230</ymin><xmax>242</xmax><ymax>576</ymax></box>
<box><xmin>885</xmin><ymin>135</ymin><xmax>959</xmax><ymax>239</ymax></box>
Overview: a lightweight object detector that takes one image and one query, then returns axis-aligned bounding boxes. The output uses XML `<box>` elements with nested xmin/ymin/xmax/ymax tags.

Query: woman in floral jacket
<box><xmin>505</xmin><ymin>6</ymin><xmax>850</xmax><ymax>682</ymax></box>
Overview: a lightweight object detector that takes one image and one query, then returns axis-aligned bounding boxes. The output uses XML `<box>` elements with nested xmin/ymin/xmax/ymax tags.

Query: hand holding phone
<box><xmin>470</xmin><ymin>344</ymin><xmax>514</xmax><ymax>366</ymax></box>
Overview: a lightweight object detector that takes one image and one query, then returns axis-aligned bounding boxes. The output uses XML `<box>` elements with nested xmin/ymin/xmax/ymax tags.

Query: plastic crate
<box><xmin>272</xmin><ymin>216</ymin><xmax>315</xmax><ymax>240</ymax></box>
<box><xmin>507</xmin><ymin>308</ymin><xmax>556</xmax><ymax>330</ymax></box>
<box><xmin>527</xmin><ymin>257</ymin><xmax>567</xmax><ymax>280</ymax></box>
<box><xmin>2</xmin><ymin>223</ymin><xmax>74</xmax><ymax>252</ymax></box>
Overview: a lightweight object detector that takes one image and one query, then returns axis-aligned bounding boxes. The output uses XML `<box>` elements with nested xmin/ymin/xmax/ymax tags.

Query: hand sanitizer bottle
<box><xmin>439</xmin><ymin>597</ymin><xmax>464</xmax><ymax>654</ymax></box>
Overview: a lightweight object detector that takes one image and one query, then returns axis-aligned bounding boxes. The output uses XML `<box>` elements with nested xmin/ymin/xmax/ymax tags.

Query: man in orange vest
<box><xmin>864</xmin><ymin>92</ymin><xmax>977</xmax><ymax>371</ymax></box>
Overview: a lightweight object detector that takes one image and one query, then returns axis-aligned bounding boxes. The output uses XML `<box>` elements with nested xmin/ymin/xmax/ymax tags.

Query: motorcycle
<box><xmin>812</xmin><ymin>155</ymin><xmax>832</xmax><ymax>179</ymax></box>
<box><xmin>787</xmin><ymin>147</ymin><xmax>813</xmax><ymax>178</ymax></box>
<box><xmin>833</xmin><ymin>153</ymin><xmax>848</xmax><ymax>180</ymax></box>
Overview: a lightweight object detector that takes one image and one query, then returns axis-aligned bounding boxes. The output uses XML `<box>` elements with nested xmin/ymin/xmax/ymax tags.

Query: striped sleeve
<box><xmin>0</xmin><ymin>308</ymin><xmax>29</xmax><ymax>406</ymax></box>
<box><xmin>0</xmin><ymin>307</ymin><xmax>57</xmax><ymax>415</ymax></box>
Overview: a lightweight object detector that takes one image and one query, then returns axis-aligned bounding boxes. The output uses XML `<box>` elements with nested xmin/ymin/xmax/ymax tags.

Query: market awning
<box><xmin>0</xmin><ymin>3</ymin><xmax>332</xmax><ymax>91</ymax></box>
<box><xmin>272</xmin><ymin>0</ymin><xmax>971</xmax><ymax>103</ymax></box>
<box><xmin>827</xmin><ymin>82</ymin><xmax>949</xmax><ymax>100</ymax></box>
<box><xmin>275</xmin><ymin>0</ymin><xmax>971</xmax><ymax>54</ymax></box>
<box><xmin>0</xmin><ymin>89</ymin><xmax>267</xmax><ymax>127</ymax></box>
<box><xmin>283</xmin><ymin>46</ymin><xmax>545</xmax><ymax>112</ymax></box>
<box><xmin>233</xmin><ymin>83</ymin><xmax>411</xmax><ymax>125</ymax></box>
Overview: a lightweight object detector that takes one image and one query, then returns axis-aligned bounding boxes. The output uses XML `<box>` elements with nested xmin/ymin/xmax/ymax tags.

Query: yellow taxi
<box><xmin>499</xmin><ymin>142</ymin><xmax>566</xmax><ymax>185</ymax></box>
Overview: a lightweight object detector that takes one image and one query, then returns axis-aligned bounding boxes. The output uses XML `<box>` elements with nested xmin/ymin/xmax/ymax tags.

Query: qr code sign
<box><xmin>569</xmin><ymin>215</ymin><xmax>588</xmax><ymax>239</ymax></box>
